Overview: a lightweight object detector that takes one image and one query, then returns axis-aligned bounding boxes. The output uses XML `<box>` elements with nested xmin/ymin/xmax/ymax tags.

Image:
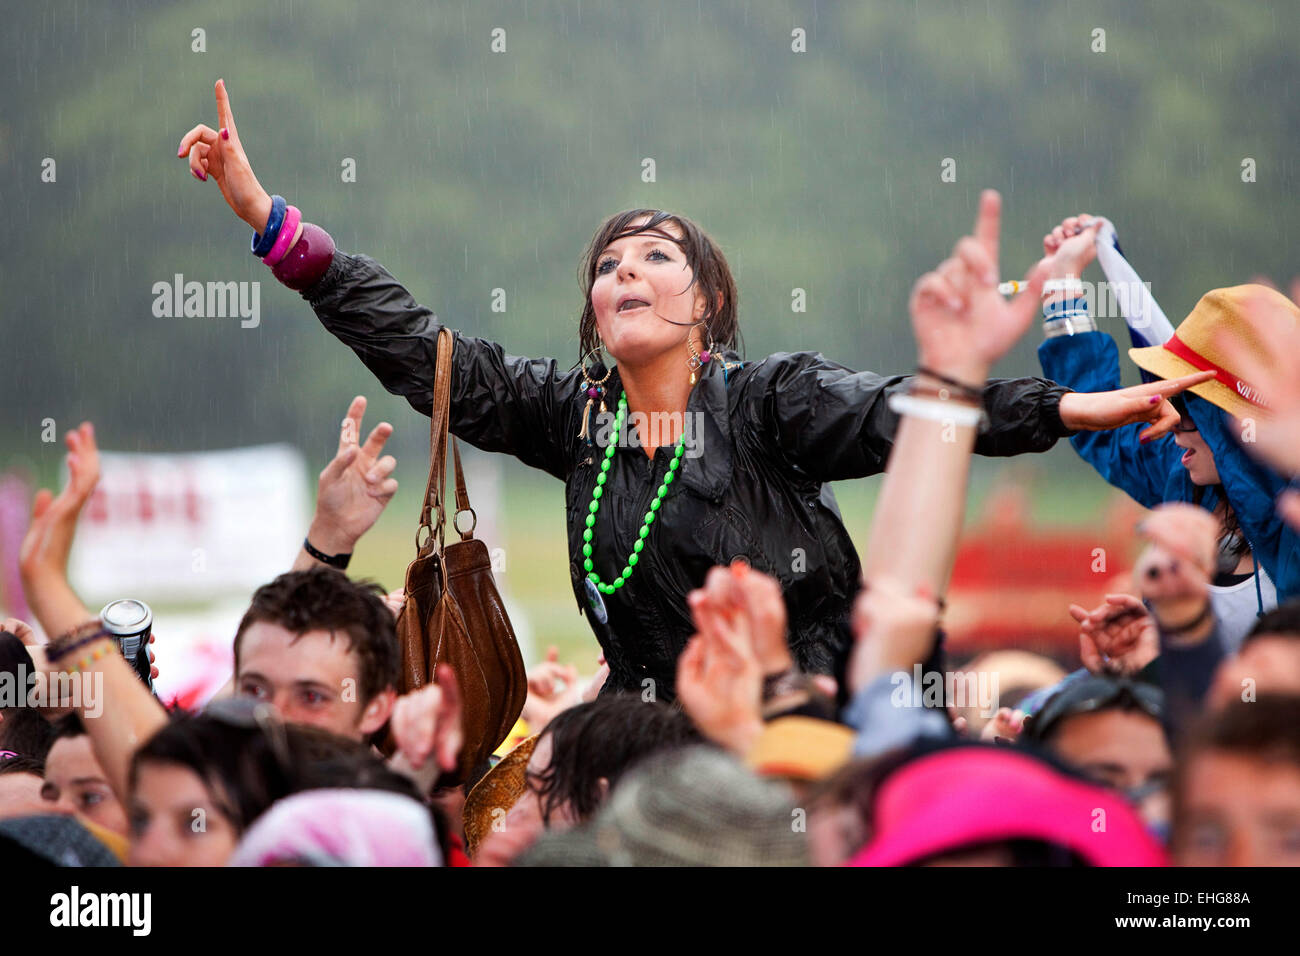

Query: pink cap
<box><xmin>849</xmin><ymin>746</ymin><xmax>1169</xmax><ymax>867</ymax></box>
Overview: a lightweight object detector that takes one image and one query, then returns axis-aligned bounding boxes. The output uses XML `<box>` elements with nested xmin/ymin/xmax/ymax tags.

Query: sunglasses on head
<box><xmin>1025</xmin><ymin>677</ymin><xmax>1164</xmax><ymax>743</ymax></box>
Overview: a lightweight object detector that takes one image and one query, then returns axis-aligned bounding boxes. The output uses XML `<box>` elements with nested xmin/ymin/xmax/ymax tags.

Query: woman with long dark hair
<box><xmin>179</xmin><ymin>80</ymin><xmax>1203</xmax><ymax>699</ymax></box>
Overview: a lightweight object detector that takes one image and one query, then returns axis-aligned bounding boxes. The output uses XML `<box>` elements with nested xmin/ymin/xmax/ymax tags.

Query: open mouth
<box><xmin>1181</xmin><ymin>449</ymin><xmax>1195</xmax><ymax>467</ymax></box>
<box><xmin>617</xmin><ymin>297</ymin><xmax>650</xmax><ymax>314</ymax></box>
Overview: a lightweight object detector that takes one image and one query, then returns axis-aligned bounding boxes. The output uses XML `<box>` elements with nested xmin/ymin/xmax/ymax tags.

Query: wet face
<box><xmin>1048</xmin><ymin>708</ymin><xmax>1173</xmax><ymax>830</ymax></box>
<box><xmin>590</xmin><ymin>217</ymin><xmax>709</xmax><ymax>371</ymax></box>
<box><xmin>1175</xmin><ymin>751</ymin><xmax>1300</xmax><ymax>866</ymax></box>
<box><xmin>236</xmin><ymin>623</ymin><xmax>393</xmax><ymax>741</ymax></box>
<box><xmin>41</xmin><ymin>735</ymin><xmax>129</xmax><ymax>835</ymax></box>
<box><xmin>128</xmin><ymin>762</ymin><xmax>240</xmax><ymax>867</ymax></box>
<box><xmin>1173</xmin><ymin>418</ymin><xmax>1221</xmax><ymax>486</ymax></box>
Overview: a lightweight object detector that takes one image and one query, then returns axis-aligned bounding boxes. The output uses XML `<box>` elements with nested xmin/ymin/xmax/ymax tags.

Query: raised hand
<box><xmin>389</xmin><ymin>664</ymin><xmax>463</xmax><ymax>773</ymax></box>
<box><xmin>1069</xmin><ymin>594</ymin><xmax>1159</xmax><ymax>675</ymax></box>
<box><xmin>1041</xmin><ymin>213</ymin><xmax>1101</xmax><ymax>279</ymax></box>
<box><xmin>1133</xmin><ymin>503</ymin><xmax>1217</xmax><ymax>641</ymax></box>
<box><xmin>19</xmin><ymin>423</ymin><xmax>101</xmax><ymax>637</ymax></box>
<box><xmin>176</xmin><ymin>78</ymin><xmax>274</xmax><ymax>230</ymax></box>
<box><xmin>1056</xmin><ymin>370</ymin><xmax>1217</xmax><ymax>442</ymax></box>
<box><xmin>846</xmin><ymin>576</ymin><xmax>942</xmax><ymax>694</ymax></box>
<box><xmin>910</xmin><ymin>189</ymin><xmax>1048</xmax><ymax>385</ymax></box>
<box><xmin>306</xmin><ymin>396</ymin><xmax>397</xmax><ymax>557</ymax></box>
<box><xmin>520</xmin><ymin>646</ymin><xmax>583</xmax><ymax>732</ymax></box>
<box><xmin>676</xmin><ymin>588</ymin><xmax>763</xmax><ymax>755</ymax></box>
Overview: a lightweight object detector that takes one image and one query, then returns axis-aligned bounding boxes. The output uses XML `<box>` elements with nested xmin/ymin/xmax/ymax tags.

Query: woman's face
<box><xmin>590</xmin><ymin>217</ymin><xmax>708</xmax><ymax>371</ymax></box>
<box><xmin>1173</xmin><ymin>417</ymin><xmax>1221</xmax><ymax>486</ymax></box>
<box><xmin>128</xmin><ymin>762</ymin><xmax>240</xmax><ymax>867</ymax></box>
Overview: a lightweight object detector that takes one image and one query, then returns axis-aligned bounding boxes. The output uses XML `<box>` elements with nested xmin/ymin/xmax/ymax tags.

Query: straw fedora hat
<box><xmin>462</xmin><ymin>733</ymin><xmax>538</xmax><ymax>858</ymax></box>
<box><xmin>1128</xmin><ymin>284</ymin><xmax>1300</xmax><ymax>419</ymax></box>
<box><xmin>745</xmin><ymin>716</ymin><xmax>855</xmax><ymax>782</ymax></box>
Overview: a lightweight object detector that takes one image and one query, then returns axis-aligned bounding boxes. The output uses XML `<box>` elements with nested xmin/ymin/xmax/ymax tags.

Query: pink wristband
<box><xmin>271</xmin><ymin>221</ymin><xmax>336</xmax><ymax>292</ymax></box>
<box><xmin>263</xmin><ymin>205</ymin><xmax>302</xmax><ymax>267</ymax></box>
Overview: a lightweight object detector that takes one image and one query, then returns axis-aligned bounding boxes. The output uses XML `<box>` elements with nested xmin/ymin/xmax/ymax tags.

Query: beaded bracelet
<box><xmin>65</xmin><ymin>641</ymin><xmax>115</xmax><ymax>674</ymax></box>
<box><xmin>251</xmin><ymin>194</ymin><xmax>288</xmax><ymax>258</ymax></box>
<box><xmin>45</xmin><ymin>622</ymin><xmax>112</xmax><ymax>663</ymax></box>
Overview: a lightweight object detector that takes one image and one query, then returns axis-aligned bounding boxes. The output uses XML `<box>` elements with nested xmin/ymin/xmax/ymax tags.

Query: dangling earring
<box><xmin>578</xmin><ymin>345</ymin><xmax>612</xmax><ymax>442</ymax></box>
<box><xmin>687</xmin><ymin>327</ymin><xmax>716</xmax><ymax>385</ymax></box>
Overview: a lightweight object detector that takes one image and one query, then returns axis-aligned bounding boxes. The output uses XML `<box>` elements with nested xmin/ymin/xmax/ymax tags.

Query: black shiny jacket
<box><xmin>303</xmin><ymin>251</ymin><xmax>1074</xmax><ymax>700</ymax></box>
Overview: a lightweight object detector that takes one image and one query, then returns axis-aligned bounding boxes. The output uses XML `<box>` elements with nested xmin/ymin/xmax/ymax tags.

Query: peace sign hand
<box><xmin>307</xmin><ymin>396</ymin><xmax>398</xmax><ymax>555</ymax></box>
<box><xmin>176</xmin><ymin>79</ymin><xmax>273</xmax><ymax>231</ymax></box>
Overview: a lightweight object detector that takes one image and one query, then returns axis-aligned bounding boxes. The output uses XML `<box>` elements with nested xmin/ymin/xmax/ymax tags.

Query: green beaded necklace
<box><xmin>583</xmin><ymin>392</ymin><xmax>687</xmax><ymax>595</ymax></box>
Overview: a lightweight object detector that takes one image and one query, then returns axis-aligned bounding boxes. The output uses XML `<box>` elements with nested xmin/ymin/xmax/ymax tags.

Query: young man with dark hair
<box><xmin>1173</xmin><ymin>695</ymin><xmax>1300</xmax><ymax>866</ymax></box>
<box><xmin>232</xmin><ymin>566</ymin><xmax>400</xmax><ymax>742</ymax></box>
<box><xmin>1022</xmin><ymin>675</ymin><xmax>1173</xmax><ymax>836</ymax></box>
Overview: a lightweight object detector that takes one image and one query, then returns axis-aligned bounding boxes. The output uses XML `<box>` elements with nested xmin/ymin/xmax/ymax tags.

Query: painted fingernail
<box><xmin>221</xmin><ymin>127</ymin><xmax>229</xmax><ymax>140</ymax></box>
<box><xmin>1149</xmin><ymin>396</ymin><xmax>1161</xmax><ymax>405</ymax></box>
<box><xmin>177</xmin><ymin>145</ymin><xmax>186</xmax><ymax>157</ymax></box>
<box><xmin>192</xmin><ymin>169</ymin><xmax>203</xmax><ymax>181</ymax></box>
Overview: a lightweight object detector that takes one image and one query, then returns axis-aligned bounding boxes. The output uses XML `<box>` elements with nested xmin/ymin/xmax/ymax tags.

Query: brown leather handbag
<box><xmin>395</xmin><ymin>327</ymin><xmax>527</xmax><ymax>781</ymax></box>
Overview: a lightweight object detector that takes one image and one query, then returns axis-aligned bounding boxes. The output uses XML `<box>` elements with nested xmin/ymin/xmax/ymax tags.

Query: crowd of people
<box><xmin>2</xmin><ymin>79</ymin><xmax>1299</xmax><ymax>868</ymax></box>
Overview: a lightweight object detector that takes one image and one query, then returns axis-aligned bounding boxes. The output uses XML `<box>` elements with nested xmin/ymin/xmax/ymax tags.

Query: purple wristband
<box><xmin>263</xmin><ymin>205</ymin><xmax>302</xmax><ymax>267</ymax></box>
<box><xmin>271</xmin><ymin>221</ymin><xmax>336</xmax><ymax>292</ymax></box>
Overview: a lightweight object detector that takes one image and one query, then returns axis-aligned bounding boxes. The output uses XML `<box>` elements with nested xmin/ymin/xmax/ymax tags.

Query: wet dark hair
<box><xmin>576</xmin><ymin>209</ymin><xmax>741</xmax><ymax>366</ymax></box>
<box><xmin>49</xmin><ymin>713</ymin><xmax>86</xmax><ymax>742</ymax></box>
<box><xmin>129</xmin><ymin>710</ymin><xmax>421</xmax><ymax>836</ymax></box>
<box><xmin>234</xmin><ymin>567</ymin><xmax>399</xmax><ymax>706</ymax></box>
<box><xmin>531</xmin><ymin>694</ymin><xmax>700</xmax><ymax>825</ymax></box>
<box><xmin>1245</xmin><ymin>599</ymin><xmax>1300</xmax><ymax>642</ymax></box>
<box><xmin>0</xmin><ymin>706</ymin><xmax>55</xmax><ymax>763</ymax></box>
<box><xmin>0</xmin><ymin>753</ymin><xmax>45</xmax><ymax>777</ymax></box>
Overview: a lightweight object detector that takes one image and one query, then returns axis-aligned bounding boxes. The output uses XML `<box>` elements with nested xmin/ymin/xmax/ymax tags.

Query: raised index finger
<box><xmin>214</xmin><ymin>78</ymin><xmax>237</xmax><ymax>139</ymax></box>
<box><xmin>974</xmin><ymin>189</ymin><xmax>1002</xmax><ymax>269</ymax></box>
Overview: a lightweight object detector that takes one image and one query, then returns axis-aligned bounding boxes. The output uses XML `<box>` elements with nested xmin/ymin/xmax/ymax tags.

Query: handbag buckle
<box><xmin>453</xmin><ymin>507</ymin><xmax>478</xmax><ymax>538</ymax></box>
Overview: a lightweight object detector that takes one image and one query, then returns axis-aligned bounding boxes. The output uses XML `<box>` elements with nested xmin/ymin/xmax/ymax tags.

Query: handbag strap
<box><xmin>416</xmin><ymin>329</ymin><xmax>477</xmax><ymax>554</ymax></box>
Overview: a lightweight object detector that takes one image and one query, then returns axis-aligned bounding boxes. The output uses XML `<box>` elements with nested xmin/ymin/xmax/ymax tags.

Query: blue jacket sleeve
<box><xmin>1038</xmin><ymin>331</ymin><xmax>1184</xmax><ymax>509</ymax></box>
<box><xmin>1187</xmin><ymin>394</ymin><xmax>1300</xmax><ymax>601</ymax></box>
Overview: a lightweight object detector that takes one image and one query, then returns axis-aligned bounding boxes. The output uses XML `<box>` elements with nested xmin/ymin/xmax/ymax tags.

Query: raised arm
<box><xmin>178</xmin><ymin>79</ymin><xmax>582</xmax><ymax>481</ymax></box>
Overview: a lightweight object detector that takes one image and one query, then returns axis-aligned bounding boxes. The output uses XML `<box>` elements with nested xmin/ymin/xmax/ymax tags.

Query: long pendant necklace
<box><xmin>583</xmin><ymin>392</ymin><xmax>686</xmax><ymax>595</ymax></box>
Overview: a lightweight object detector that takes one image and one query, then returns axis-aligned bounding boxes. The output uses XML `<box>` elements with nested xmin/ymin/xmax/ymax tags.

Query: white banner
<box><xmin>68</xmin><ymin>444</ymin><xmax>309</xmax><ymax>604</ymax></box>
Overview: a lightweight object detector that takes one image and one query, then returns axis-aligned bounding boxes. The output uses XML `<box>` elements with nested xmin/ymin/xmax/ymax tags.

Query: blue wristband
<box><xmin>251</xmin><ymin>195</ymin><xmax>287</xmax><ymax>258</ymax></box>
<box><xmin>1043</xmin><ymin>295</ymin><xmax>1088</xmax><ymax>319</ymax></box>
